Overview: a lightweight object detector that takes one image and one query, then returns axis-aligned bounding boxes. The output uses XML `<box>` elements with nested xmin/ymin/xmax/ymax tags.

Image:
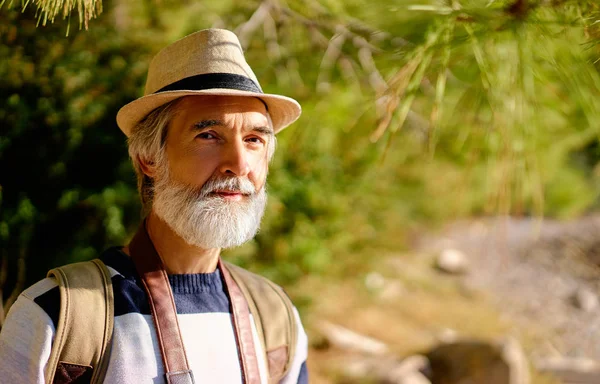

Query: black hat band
<box><xmin>155</xmin><ymin>73</ymin><xmax>263</xmax><ymax>94</ymax></box>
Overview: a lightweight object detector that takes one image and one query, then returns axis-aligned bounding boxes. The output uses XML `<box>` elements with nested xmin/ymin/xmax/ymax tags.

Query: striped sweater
<box><xmin>0</xmin><ymin>247</ymin><xmax>308</xmax><ymax>383</ymax></box>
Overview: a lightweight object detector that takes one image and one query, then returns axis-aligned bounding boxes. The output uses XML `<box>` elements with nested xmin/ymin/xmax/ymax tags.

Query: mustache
<box><xmin>198</xmin><ymin>176</ymin><xmax>257</xmax><ymax>198</ymax></box>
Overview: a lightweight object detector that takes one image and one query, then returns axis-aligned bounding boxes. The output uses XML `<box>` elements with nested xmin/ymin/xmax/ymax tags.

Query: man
<box><xmin>0</xmin><ymin>28</ymin><xmax>308</xmax><ymax>383</ymax></box>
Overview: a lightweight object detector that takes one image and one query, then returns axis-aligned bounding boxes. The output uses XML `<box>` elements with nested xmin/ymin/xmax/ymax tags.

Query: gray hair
<box><xmin>127</xmin><ymin>98</ymin><xmax>277</xmax><ymax>212</ymax></box>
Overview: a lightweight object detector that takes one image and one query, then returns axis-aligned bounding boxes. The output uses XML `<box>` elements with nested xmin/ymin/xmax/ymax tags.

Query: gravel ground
<box><xmin>415</xmin><ymin>215</ymin><xmax>600</xmax><ymax>361</ymax></box>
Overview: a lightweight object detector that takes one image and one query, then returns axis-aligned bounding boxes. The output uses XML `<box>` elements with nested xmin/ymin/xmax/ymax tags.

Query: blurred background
<box><xmin>2</xmin><ymin>0</ymin><xmax>600</xmax><ymax>383</ymax></box>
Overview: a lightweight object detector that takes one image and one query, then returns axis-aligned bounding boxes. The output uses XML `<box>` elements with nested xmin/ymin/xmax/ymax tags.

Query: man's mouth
<box><xmin>211</xmin><ymin>190</ymin><xmax>247</xmax><ymax>201</ymax></box>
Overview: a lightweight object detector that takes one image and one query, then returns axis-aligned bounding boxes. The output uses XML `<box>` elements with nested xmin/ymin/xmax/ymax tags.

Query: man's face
<box><xmin>163</xmin><ymin>95</ymin><xmax>271</xmax><ymax>194</ymax></box>
<box><xmin>150</xmin><ymin>95</ymin><xmax>273</xmax><ymax>249</ymax></box>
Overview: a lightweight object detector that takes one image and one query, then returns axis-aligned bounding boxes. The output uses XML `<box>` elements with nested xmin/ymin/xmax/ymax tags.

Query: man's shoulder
<box><xmin>222</xmin><ymin>261</ymin><xmax>270</xmax><ymax>281</ymax></box>
<box><xmin>222</xmin><ymin>261</ymin><xmax>289</xmax><ymax>296</ymax></box>
<box><xmin>98</xmin><ymin>246</ymin><xmax>137</xmax><ymax>279</ymax></box>
<box><xmin>222</xmin><ymin>261</ymin><xmax>296</xmax><ymax>324</ymax></box>
<box><xmin>20</xmin><ymin>276</ymin><xmax>58</xmax><ymax>302</ymax></box>
<box><xmin>17</xmin><ymin>246</ymin><xmax>134</xmax><ymax>326</ymax></box>
<box><xmin>15</xmin><ymin>275</ymin><xmax>61</xmax><ymax>329</ymax></box>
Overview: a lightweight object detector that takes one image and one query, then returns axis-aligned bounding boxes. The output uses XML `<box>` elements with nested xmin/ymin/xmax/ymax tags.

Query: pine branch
<box><xmin>3</xmin><ymin>0</ymin><xmax>103</xmax><ymax>31</ymax></box>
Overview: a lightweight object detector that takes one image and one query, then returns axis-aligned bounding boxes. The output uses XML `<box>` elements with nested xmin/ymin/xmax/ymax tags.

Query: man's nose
<box><xmin>218</xmin><ymin>140</ymin><xmax>250</xmax><ymax>177</ymax></box>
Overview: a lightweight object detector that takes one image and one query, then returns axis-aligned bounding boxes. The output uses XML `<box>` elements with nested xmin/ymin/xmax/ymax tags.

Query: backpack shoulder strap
<box><xmin>45</xmin><ymin>259</ymin><xmax>114</xmax><ymax>384</ymax></box>
<box><xmin>222</xmin><ymin>261</ymin><xmax>298</xmax><ymax>383</ymax></box>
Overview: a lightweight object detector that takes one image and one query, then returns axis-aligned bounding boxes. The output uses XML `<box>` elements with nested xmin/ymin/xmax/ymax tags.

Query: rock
<box><xmin>436</xmin><ymin>248</ymin><xmax>470</xmax><ymax>274</ymax></box>
<box><xmin>572</xmin><ymin>287</ymin><xmax>598</xmax><ymax>312</ymax></box>
<box><xmin>317</xmin><ymin>321</ymin><xmax>388</xmax><ymax>355</ymax></box>
<box><xmin>424</xmin><ymin>338</ymin><xmax>529</xmax><ymax>384</ymax></box>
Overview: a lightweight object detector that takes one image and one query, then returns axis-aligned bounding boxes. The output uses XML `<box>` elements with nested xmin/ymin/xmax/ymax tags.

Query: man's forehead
<box><xmin>167</xmin><ymin>95</ymin><xmax>271</xmax><ymax>136</ymax></box>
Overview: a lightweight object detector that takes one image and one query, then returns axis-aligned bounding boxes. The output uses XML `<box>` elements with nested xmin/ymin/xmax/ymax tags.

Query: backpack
<box><xmin>44</xmin><ymin>258</ymin><xmax>298</xmax><ymax>384</ymax></box>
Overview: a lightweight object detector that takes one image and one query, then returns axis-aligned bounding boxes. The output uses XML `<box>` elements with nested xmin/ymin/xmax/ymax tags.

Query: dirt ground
<box><xmin>416</xmin><ymin>216</ymin><xmax>600</xmax><ymax>361</ymax></box>
<box><xmin>295</xmin><ymin>216</ymin><xmax>600</xmax><ymax>383</ymax></box>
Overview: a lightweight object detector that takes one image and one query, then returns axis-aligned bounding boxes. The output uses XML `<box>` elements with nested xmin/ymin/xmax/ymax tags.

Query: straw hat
<box><xmin>116</xmin><ymin>28</ymin><xmax>301</xmax><ymax>136</ymax></box>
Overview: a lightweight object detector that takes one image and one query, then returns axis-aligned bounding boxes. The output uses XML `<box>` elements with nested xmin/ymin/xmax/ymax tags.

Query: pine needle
<box><xmin>4</xmin><ymin>0</ymin><xmax>103</xmax><ymax>32</ymax></box>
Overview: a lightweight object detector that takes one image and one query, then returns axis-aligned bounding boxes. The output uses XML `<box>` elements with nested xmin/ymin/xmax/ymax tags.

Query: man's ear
<box><xmin>137</xmin><ymin>155</ymin><xmax>157</xmax><ymax>178</ymax></box>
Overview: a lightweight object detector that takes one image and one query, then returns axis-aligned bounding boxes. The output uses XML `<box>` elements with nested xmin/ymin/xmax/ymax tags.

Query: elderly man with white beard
<box><xmin>136</xmin><ymin>95</ymin><xmax>273</xmax><ymax>268</ymax></box>
<box><xmin>0</xmin><ymin>29</ymin><xmax>308</xmax><ymax>384</ymax></box>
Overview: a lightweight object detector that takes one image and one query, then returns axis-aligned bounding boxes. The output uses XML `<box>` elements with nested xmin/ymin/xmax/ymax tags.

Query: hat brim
<box><xmin>116</xmin><ymin>89</ymin><xmax>301</xmax><ymax>137</ymax></box>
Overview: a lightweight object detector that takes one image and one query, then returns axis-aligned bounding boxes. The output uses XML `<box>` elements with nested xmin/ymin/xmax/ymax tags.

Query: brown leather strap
<box><xmin>219</xmin><ymin>259</ymin><xmax>261</xmax><ymax>384</ymax></box>
<box><xmin>129</xmin><ymin>224</ymin><xmax>194</xmax><ymax>384</ymax></box>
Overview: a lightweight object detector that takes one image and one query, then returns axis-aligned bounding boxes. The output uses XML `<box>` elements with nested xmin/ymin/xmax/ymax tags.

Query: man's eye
<box><xmin>246</xmin><ymin>137</ymin><xmax>264</xmax><ymax>144</ymax></box>
<box><xmin>197</xmin><ymin>132</ymin><xmax>217</xmax><ymax>140</ymax></box>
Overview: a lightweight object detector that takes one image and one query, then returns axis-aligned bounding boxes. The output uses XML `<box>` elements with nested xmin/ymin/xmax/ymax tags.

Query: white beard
<box><xmin>152</xmin><ymin>166</ymin><xmax>267</xmax><ymax>249</ymax></box>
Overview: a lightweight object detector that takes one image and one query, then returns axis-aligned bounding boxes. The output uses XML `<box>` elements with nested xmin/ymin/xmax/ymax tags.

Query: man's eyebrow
<box><xmin>251</xmin><ymin>126</ymin><xmax>274</xmax><ymax>135</ymax></box>
<box><xmin>192</xmin><ymin>120</ymin><xmax>223</xmax><ymax>130</ymax></box>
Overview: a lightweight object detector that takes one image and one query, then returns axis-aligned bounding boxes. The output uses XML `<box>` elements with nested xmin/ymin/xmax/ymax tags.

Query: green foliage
<box><xmin>0</xmin><ymin>6</ymin><xmax>147</xmax><ymax>290</ymax></box>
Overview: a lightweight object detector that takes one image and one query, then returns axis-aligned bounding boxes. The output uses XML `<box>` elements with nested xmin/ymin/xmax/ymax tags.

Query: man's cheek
<box><xmin>253</xmin><ymin>166</ymin><xmax>268</xmax><ymax>190</ymax></box>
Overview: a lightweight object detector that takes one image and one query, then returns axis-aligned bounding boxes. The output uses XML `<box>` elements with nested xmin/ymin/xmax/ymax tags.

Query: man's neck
<box><xmin>143</xmin><ymin>210</ymin><xmax>221</xmax><ymax>274</ymax></box>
